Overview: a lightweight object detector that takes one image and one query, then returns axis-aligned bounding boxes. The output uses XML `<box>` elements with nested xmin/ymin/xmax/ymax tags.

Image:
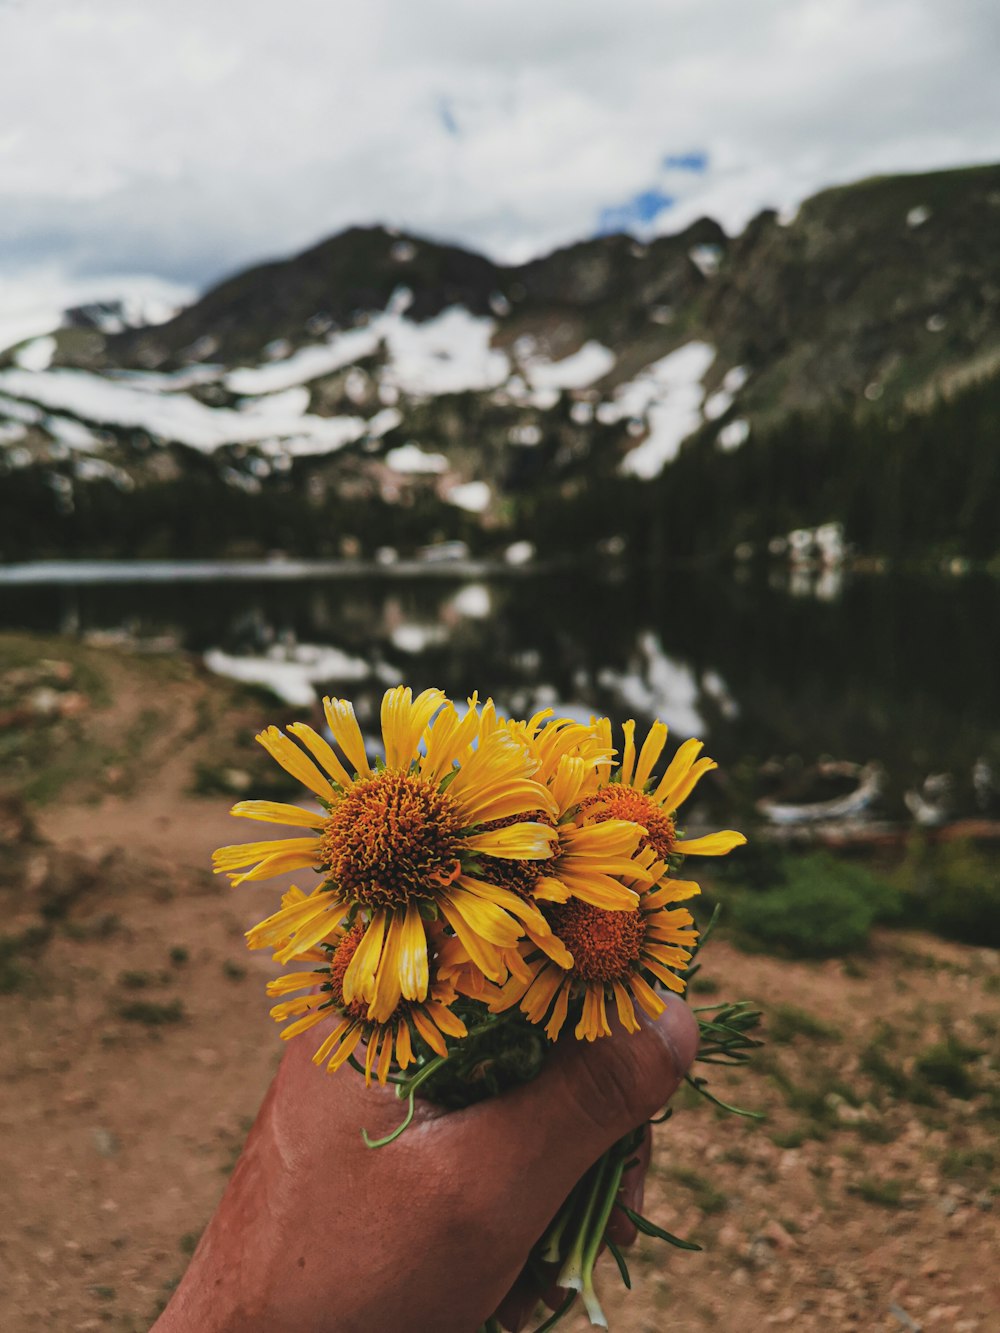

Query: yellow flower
<box><xmin>585</xmin><ymin>719</ymin><xmax>747</xmax><ymax>861</ymax></box>
<box><xmin>265</xmin><ymin>912</ymin><xmax>467</xmax><ymax>1085</ymax></box>
<box><xmin>438</xmin><ymin>714</ymin><xmax>655</xmax><ymax>993</ymax></box>
<box><xmin>490</xmin><ymin>847</ymin><xmax>701</xmax><ymax>1041</ymax></box>
<box><xmin>214</xmin><ymin>687</ymin><xmax>560</xmax><ymax>1023</ymax></box>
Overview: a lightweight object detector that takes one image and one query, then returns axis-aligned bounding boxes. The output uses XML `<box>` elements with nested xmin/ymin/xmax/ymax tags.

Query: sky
<box><xmin>2</xmin><ymin>0</ymin><xmax>1000</xmax><ymax>306</ymax></box>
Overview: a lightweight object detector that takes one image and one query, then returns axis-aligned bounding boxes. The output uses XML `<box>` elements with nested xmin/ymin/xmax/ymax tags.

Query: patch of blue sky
<box><xmin>597</xmin><ymin>187</ymin><xmax>675</xmax><ymax>234</ymax></box>
<box><xmin>663</xmin><ymin>151</ymin><xmax>709</xmax><ymax>173</ymax></box>
<box><xmin>437</xmin><ymin>97</ymin><xmax>459</xmax><ymax>137</ymax></box>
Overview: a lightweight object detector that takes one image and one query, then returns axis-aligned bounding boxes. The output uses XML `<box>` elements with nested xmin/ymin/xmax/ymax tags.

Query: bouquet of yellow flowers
<box><xmin>214</xmin><ymin>686</ymin><xmax>760</xmax><ymax>1331</ymax></box>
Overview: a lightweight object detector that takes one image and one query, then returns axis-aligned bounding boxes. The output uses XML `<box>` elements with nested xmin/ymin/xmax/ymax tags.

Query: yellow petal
<box><xmin>633</xmin><ymin>722</ymin><xmax>668</xmax><ymax>791</ymax></box>
<box><xmin>463</xmin><ymin>821</ymin><xmax>557</xmax><ymax>861</ymax></box>
<box><xmin>642</xmin><ymin>955</ymin><xmax>688</xmax><ymax>991</ymax></box>
<box><xmin>544</xmin><ymin>983</ymin><xmax>571</xmax><ymax>1040</ymax></box>
<box><xmin>288</xmin><ymin>721</ymin><xmax>354</xmax><ymax>788</ymax></box>
<box><xmin>651</xmin><ymin>737</ymin><xmax>703</xmax><ymax>805</ymax></box>
<box><xmin>619</xmin><ymin>719</ymin><xmax>637</xmax><ymax>787</ymax></box>
<box><xmin>266</xmin><ymin>970</ymin><xmax>326</xmax><ymax>997</ymax></box>
<box><xmin>420</xmin><ymin>698</ymin><xmax>480</xmax><ymax>785</ymax></box>
<box><xmin>612</xmin><ymin>981</ymin><xmax>641</xmax><ymax>1032</ymax></box>
<box><xmin>213</xmin><ymin>835</ymin><xmax>323</xmax><ymax>870</ymax></box>
<box><xmin>398</xmin><ymin>901</ymin><xmax>429</xmax><ymax>1003</ymax></box>
<box><xmin>643</xmin><ymin>879</ymin><xmax>702</xmax><ymax>908</ymax></box>
<box><xmin>521</xmin><ymin>964</ymin><xmax>563</xmax><ymax>1023</ymax></box>
<box><xmin>436</xmin><ymin>896</ymin><xmax>506</xmax><ymax>980</ymax></box>
<box><xmin>323</xmin><ymin>697</ymin><xmax>371</xmax><ymax>778</ymax></box>
<box><xmin>395</xmin><ymin>1019</ymin><xmax>414</xmax><ymax>1070</ymax></box>
<box><xmin>381</xmin><ymin>685</ymin><xmax>446</xmax><ymax>771</ymax></box>
<box><xmin>274</xmin><ymin>903</ymin><xmax>347</xmax><ymax>963</ymax></box>
<box><xmin>532</xmin><ymin>875</ymin><xmax>571</xmax><ymax>903</ymax></box>
<box><xmin>576</xmin><ymin>984</ymin><xmax>611</xmax><ymax>1041</ymax></box>
<box><xmin>311</xmin><ymin>1017</ymin><xmax>353</xmax><ymax>1066</ymax></box>
<box><xmin>555</xmin><ymin>870</ymin><xmax>639</xmax><ymax>911</ymax></box>
<box><xmin>674</xmin><ymin>830</ymin><xmax>747</xmax><ymax>856</ymax></box>
<box><xmin>342</xmin><ymin>911</ymin><xmax>386</xmax><ymax>1005</ymax></box>
<box><xmin>439</xmin><ymin>887</ymin><xmax>523</xmax><ymax>947</ymax></box>
<box><xmin>255</xmin><ymin>727</ymin><xmax>338</xmax><ymax>802</ymax></box>
<box><xmin>368</xmin><ymin>911</ymin><xmax>404</xmax><ymax>1022</ymax></box>
<box><xmin>411</xmin><ymin>1008</ymin><xmax>448</xmax><ymax>1056</ymax></box>
<box><xmin>661</xmin><ymin>756</ymin><xmax>717</xmax><ymax>814</ymax></box>
<box><xmin>324</xmin><ymin>1022</ymin><xmax>364</xmax><ymax>1072</ymax></box>
<box><xmin>629</xmin><ymin>971</ymin><xmax>666</xmax><ymax>1019</ymax></box>
<box><xmin>278</xmin><ymin>1009</ymin><xmax>325</xmax><ymax>1040</ymax></box>
<box><xmin>229</xmin><ymin>800</ymin><xmax>327</xmax><ymax>829</ymax></box>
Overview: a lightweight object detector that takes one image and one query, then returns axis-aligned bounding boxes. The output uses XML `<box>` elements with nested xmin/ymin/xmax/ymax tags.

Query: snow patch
<box><xmin>385</xmin><ymin>442</ymin><xmax>448</xmax><ymax>474</ymax></box>
<box><xmin>521</xmin><ymin>341</ymin><xmax>615</xmax><ymax>393</ymax></box>
<box><xmin>598</xmin><ymin>631</ymin><xmax>706</xmax><ymax>736</ymax></box>
<box><xmin>14</xmin><ymin>336</ymin><xmax>56</xmax><ymax>372</ymax></box>
<box><xmin>689</xmin><ymin>244</ymin><xmax>722</xmax><ymax>277</ymax></box>
<box><xmin>907</xmin><ymin>205</ymin><xmax>931</xmax><ymax>228</ymax></box>
<box><xmin>448</xmin><ymin>583</ymin><xmax>491</xmax><ymax>618</ymax></box>
<box><xmin>445</xmin><ymin>481</ymin><xmax>491</xmax><ymax>512</ymax></box>
<box><xmin>718</xmin><ymin>418</ymin><xmax>750</xmax><ymax>451</ymax></box>
<box><xmin>0</xmin><ymin>367</ymin><xmax>369</xmax><ymax>455</ymax></box>
<box><xmin>610</xmin><ymin>342</ymin><xmax>715</xmax><ymax>478</ymax></box>
<box><xmin>203</xmin><ymin>643</ymin><xmax>371</xmax><ymax>707</ymax></box>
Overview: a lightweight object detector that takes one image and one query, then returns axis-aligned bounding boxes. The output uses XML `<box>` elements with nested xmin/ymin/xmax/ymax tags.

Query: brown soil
<box><xmin>0</xmin><ymin>636</ymin><xmax>997</xmax><ymax>1333</ymax></box>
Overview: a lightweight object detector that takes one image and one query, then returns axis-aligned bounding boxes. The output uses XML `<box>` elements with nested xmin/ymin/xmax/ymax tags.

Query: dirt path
<box><xmin>1</xmin><ymin>636</ymin><xmax>997</xmax><ymax>1332</ymax></box>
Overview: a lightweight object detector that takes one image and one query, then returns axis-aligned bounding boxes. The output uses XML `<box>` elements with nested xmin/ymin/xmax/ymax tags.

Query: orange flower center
<box><xmin>579</xmin><ymin>783</ymin><xmax>676</xmax><ymax>858</ymax></box>
<box><xmin>321</xmin><ymin>769</ymin><xmax>463</xmax><ymax>909</ymax></box>
<box><xmin>547</xmin><ymin>899</ymin><xmax>645</xmax><ymax>983</ymax></box>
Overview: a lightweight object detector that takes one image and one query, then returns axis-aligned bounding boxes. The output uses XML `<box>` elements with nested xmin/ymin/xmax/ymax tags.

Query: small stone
<box><xmin>763</xmin><ymin>1220</ymin><xmax>799</xmax><ymax>1251</ymax></box>
<box><xmin>92</xmin><ymin>1128</ymin><xmax>120</xmax><ymax>1158</ymax></box>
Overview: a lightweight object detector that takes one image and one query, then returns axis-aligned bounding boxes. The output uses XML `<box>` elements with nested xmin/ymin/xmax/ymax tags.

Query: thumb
<box><xmin>455</xmin><ymin>993</ymin><xmax>699</xmax><ymax>1207</ymax></box>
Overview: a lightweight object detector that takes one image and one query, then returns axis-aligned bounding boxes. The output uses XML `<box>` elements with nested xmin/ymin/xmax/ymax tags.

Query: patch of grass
<box><xmin>768</xmin><ymin>1003</ymin><xmax>842</xmax><ymax>1044</ymax></box>
<box><xmin>222</xmin><ymin>959</ymin><xmax>247</xmax><ymax>981</ymax></box>
<box><xmin>90</xmin><ymin>1285</ymin><xmax>116</xmax><ymax>1300</ymax></box>
<box><xmin>118</xmin><ymin>998</ymin><xmax>185</xmax><ymax>1025</ymax></box>
<box><xmin>689</xmin><ymin>974</ymin><xmax>720</xmax><ymax>995</ymax></box>
<box><xmin>178</xmin><ymin>1231</ymin><xmax>201</xmax><ymax>1256</ymax></box>
<box><xmin>169</xmin><ymin>945</ymin><xmax>189</xmax><ymax>966</ymax></box>
<box><xmin>853</xmin><ymin>1119</ymin><xmax>899</xmax><ymax>1144</ymax></box>
<box><xmin>0</xmin><ymin>938</ymin><xmax>32</xmax><ymax>994</ymax></box>
<box><xmin>914</xmin><ymin>1037</ymin><xmax>982</xmax><ymax>1100</ymax></box>
<box><xmin>770</xmin><ymin>1126</ymin><xmax>810</xmax><ymax>1149</ymax></box>
<box><xmin>940</xmin><ymin>1147</ymin><xmax>995</xmax><ymax>1182</ymax></box>
<box><xmin>118</xmin><ymin>970</ymin><xmax>153</xmax><ymax>990</ymax></box>
<box><xmin>849</xmin><ymin>1176</ymin><xmax>905</xmax><ymax>1208</ymax></box>
<box><xmin>669</xmin><ymin>1167</ymin><xmax>728</xmax><ymax>1215</ymax></box>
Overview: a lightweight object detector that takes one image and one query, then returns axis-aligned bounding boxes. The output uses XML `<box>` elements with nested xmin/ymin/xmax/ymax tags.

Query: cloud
<box><xmin>1</xmin><ymin>0</ymin><xmax>1000</xmax><ymax>293</ymax></box>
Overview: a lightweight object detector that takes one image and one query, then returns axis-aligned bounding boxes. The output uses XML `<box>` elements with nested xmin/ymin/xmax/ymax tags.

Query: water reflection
<box><xmin>2</xmin><ymin>565</ymin><xmax>998</xmax><ymax>821</ymax></box>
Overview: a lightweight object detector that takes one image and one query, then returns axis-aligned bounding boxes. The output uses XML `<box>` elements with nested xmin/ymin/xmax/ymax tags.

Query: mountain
<box><xmin>2</xmin><ymin>163</ymin><xmax>1000</xmax><ymax>564</ymax></box>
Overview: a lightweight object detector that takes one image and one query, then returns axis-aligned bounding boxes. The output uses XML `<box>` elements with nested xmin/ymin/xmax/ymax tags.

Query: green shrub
<box><xmin>892</xmin><ymin>839</ymin><xmax>1000</xmax><ymax>948</ymax></box>
<box><xmin>729</xmin><ymin>853</ymin><xmax>899</xmax><ymax>957</ymax></box>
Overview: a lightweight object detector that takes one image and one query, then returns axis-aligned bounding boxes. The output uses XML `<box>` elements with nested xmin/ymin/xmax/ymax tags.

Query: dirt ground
<box><xmin>1</xmin><ymin>635</ymin><xmax>997</xmax><ymax>1333</ymax></box>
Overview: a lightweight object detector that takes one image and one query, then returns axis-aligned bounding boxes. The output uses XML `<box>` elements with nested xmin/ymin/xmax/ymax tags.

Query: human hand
<box><xmin>154</xmin><ymin>996</ymin><xmax>698</xmax><ymax>1333</ymax></box>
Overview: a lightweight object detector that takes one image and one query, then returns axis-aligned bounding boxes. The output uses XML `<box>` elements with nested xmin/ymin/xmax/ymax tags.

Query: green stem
<box><xmin>577</xmin><ymin>1152</ymin><xmax>627</xmax><ymax>1328</ymax></box>
<box><xmin>539</xmin><ymin>1175</ymin><xmax>588</xmax><ymax>1264</ymax></box>
<box><xmin>532</xmin><ymin>1290</ymin><xmax>579</xmax><ymax>1333</ymax></box>
<box><xmin>556</xmin><ymin>1154</ymin><xmax>610</xmax><ymax>1306</ymax></box>
<box><xmin>685</xmin><ymin>1073</ymin><xmax>765</xmax><ymax>1120</ymax></box>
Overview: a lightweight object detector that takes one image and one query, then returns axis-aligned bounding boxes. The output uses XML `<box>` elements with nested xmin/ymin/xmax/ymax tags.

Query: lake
<box><xmin>2</xmin><ymin>560</ymin><xmax>998</xmax><ymax>826</ymax></box>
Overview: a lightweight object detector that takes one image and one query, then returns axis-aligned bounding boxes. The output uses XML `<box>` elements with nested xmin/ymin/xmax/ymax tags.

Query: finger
<box><xmin>454</xmin><ymin>994</ymin><xmax>697</xmax><ymax>1208</ymax></box>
